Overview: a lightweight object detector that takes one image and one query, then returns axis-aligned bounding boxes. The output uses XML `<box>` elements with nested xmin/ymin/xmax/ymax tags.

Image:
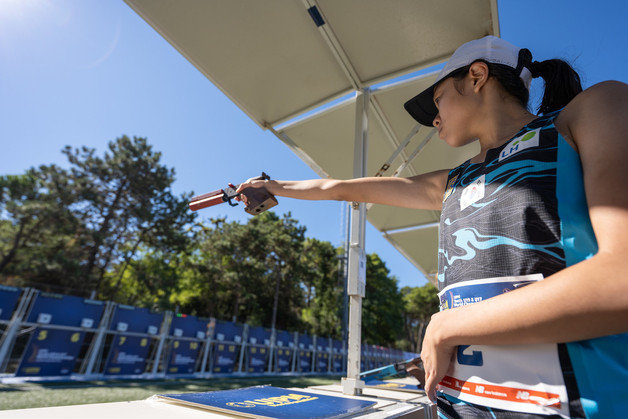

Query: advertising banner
<box><xmin>0</xmin><ymin>285</ymin><xmax>21</xmax><ymax>322</ymax></box>
<box><xmin>211</xmin><ymin>320</ymin><xmax>243</xmax><ymax>373</ymax></box>
<box><xmin>166</xmin><ymin>339</ymin><xmax>201</xmax><ymax>374</ymax></box>
<box><xmin>16</xmin><ymin>327</ymin><xmax>84</xmax><ymax>376</ymax></box>
<box><xmin>104</xmin><ymin>334</ymin><xmax>152</xmax><ymax>375</ymax></box>
<box><xmin>26</xmin><ymin>292</ymin><xmax>104</xmax><ymax>329</ymax></box>
<box><xmin>297</xmin><ymin>334</ymin><xmax>313</xmax><ymax>373</ymax></box>
<box><xmin>246</xmin><ymin>326</ymin><xmax>270</xmax><ymax>373</ymax></box>
<box><xmin>165</xmin><ymin>314</ymin><xmax>210</xmax><ymax>374</ymax></box>
<box><xmin>274</xmin><ymin>330</ymin><xmax>294</xmax><ymax>372</ymax></box>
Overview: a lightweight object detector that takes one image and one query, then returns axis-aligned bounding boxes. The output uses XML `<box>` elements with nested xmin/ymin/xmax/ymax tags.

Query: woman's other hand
<box><xmin>420</xmin><ymin>311</ymin><xmax>456</xmax><ymax>402</ymax></box>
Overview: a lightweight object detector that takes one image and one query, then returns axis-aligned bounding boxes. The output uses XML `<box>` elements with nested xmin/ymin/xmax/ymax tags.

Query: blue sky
<box><xmin>0</xmin><ymin>1</ymin><xmax>626</xmax><ymax>289</ymax></box>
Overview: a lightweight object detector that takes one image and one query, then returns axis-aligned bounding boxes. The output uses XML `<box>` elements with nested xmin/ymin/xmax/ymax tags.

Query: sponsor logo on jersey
<box><xmin>499</xmin><ymin>129</ymin><xmax>540</xmax><ymax>161</ymax></box>
<box><xmin>443</xmin><ymin>175</ymin><xmax>458</xmax><ymax>202</ymax></box>
<box><xmin>460</xmin><ymin>175</ymin><xmax>485</xmax><ymax>210</ymax></box>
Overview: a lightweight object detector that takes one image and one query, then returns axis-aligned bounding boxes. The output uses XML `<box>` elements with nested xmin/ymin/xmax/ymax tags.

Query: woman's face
<box><xmin>432</xmin><ymin>76</ymin><xmax>479</xmax><ymax>147</ymax></box>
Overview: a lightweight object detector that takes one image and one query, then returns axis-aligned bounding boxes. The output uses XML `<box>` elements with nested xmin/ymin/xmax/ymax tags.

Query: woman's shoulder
<box><xmin>554</xmin><ymin>80</ymin><xmax>628</xmax><ymax>151</ymax></box>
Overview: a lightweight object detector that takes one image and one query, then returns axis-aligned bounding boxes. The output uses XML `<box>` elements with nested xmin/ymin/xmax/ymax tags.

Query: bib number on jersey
<box><xmin>437</xmin><ymin>275</ymin><xmax>570</xmax><ymax>417</ymax></box>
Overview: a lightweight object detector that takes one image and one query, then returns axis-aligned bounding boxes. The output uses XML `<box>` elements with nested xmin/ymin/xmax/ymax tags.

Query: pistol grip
<box><xmin>240</xmin><ymin>187</ymin><xmax>278</xmax><ymax>215</ymax></box>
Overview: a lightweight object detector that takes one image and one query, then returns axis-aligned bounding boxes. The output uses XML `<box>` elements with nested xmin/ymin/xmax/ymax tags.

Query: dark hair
<box><xmin>447</xmin><ymin>50</ymin><xmax>583</xmax><ymax>115</ymax></box>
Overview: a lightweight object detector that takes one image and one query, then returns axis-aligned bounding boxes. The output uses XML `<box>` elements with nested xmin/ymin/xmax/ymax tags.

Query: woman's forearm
<box><xmin>434</xmin><ymin>251</ymin><xmax>628</xmax><ymax>347</ymax></box>
<box><xmin>264</xmin><ymin>179</ymin><xmax>344</xmax><ymax>201</ymax></box>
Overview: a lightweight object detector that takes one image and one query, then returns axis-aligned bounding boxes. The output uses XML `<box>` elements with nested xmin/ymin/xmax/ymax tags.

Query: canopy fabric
<box><xmin>125</xmin><ymin>0</ymin><xmax>498</xmax><ymax>128</ymax></box>
<box><xmin>124</xmin><ymin>0</ymin><xmax>499</xmax><ymax>281</ymax></box>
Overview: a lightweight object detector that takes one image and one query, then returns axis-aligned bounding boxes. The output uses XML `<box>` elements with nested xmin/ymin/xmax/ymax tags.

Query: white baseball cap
<box><xmin>404</xmin><ymin>36</ymin><xmax>533</xmax><ymax>126</ymax></box>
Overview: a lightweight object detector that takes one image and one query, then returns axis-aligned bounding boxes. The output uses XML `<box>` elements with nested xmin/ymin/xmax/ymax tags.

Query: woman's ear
<box><xmin>468</xmin><ymin>61</ymin><xmax>489</xmax><ymax>93</ymax></box>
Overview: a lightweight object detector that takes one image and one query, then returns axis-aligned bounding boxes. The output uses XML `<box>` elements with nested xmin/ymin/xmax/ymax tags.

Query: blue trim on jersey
<box><xmin>554</xmin><ymin>130</ymin><xmax>597</xmax><ymax>265</ymax></box>
<box><xmin>556</xmin><ymin>131</ymin><xmax>628</xmax><ymax>418</ymax></box>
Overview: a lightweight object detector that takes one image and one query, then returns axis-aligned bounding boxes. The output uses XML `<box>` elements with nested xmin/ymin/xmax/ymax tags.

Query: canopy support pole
<box><xmin>342</xmin><ymin>88</ymin><xmax>369</xmax><ymax>395</ymax></box>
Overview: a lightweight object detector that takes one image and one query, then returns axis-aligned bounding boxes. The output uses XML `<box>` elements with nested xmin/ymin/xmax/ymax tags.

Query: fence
<box><xmin>0</xmin><ymin>285</ymin><xmax>417</xmax><ymax>380</ymax></box>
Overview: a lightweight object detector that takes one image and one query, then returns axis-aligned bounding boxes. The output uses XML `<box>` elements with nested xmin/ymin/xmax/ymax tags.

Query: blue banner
<box><xmin>166</xmin><ymin>339</ymin><xmax>201</xmax><ymax>374</ymax></box>
<box><xmin>315</xmin><ymin>339</ymin><xmax>330</xmax><ymax>373</ymax></box>
<box><xmin>109</xmin><ymin>305</ymin><xmax>163</xmax><ymax>334</ymax></box>
<box><xmin>246</xmin><ymin>326</ymin><xmax>270</xmax><ymax>373</ymax></box>
<box><xmin>212</xmin><ymin>342</ymin><xmax>240</xmax><ymax>373</ymax></box>
<box><xmin>297</xmin><ymin>333</ymin><xmax>313</xmax><ymax>372</ymax></box>
<box><xmin>104</xmin><ymin>334</ymin><xmax>152</xmax><ymax>375</ymax></box>
<box><xmin>169</xmin><ymin>313</ymin><xmax>210</xmax><ymax>339</ymax></box>
<box><xmin>332</xmin><ymin>340</ymin><xmax>344</xmax><ymax>373</ymax></box>
<box><xmin>275</xmin><ymin>347</ymin><xmax>293</xmax><ymax>372</ymax></box>
<box><xmin>211</xmin><ymin>321</ymin><xmax>243</xmax><ymax>374</ymax></box>
<box><xmin>275</xmin><ymin>330</ymin><xmax>294</xmax><ymax>372</ymax></box>
<box><xmin>26</xmin><ymin>292</ymin><xmax>104</xmax><ymax>328</ymax></box>
<box><xmin>0</xmin><ymin>285</ymin><xmax>20</xmax><ymax>322</ymax></box>
<box><xmin>16</xmin><ymin>327</ymin><xmax>84</xmax><ymax>376</ymax></box>
<box><xmin>158</xmin><ymin>386</ymin><xmax>376</xmax><ymax>418</ymax></box>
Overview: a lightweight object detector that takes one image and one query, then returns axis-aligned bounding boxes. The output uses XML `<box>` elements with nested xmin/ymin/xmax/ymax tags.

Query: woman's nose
<box><xmin>432</xmin><ymin>114</ymin><xmax>441</xmax><ymax>128</ymax></box>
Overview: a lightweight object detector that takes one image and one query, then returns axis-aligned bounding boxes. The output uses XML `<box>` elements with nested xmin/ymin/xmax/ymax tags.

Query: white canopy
<box><xmin>124</xmin><ymin>0</ymin><xmax>499</xmax><ymax>281</ymax></box>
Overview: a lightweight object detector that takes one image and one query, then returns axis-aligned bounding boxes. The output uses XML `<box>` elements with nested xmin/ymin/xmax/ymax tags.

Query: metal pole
<box><xmin>342</xmin><ymin>88</ymin><xmax>369</xmax><ymax>395</ymax></box>
<box><xmin>150</xmin><ymin>311</ymin><xmax>172</xmax><ymax>376</ymax></box>
<box><xmin>83</xmin><ymin>300</ymin><xmax>115</xmax><ymax>376</ymax></box>
<box><xmin>341</xmin><ymin>202</ymin><xmax>350</xmax><ymax>344</ymax></box>
<box><xmin>0</xmin><ymin>287</ymin><xmax>36</xmax><ymax>372</ymax></box>
<box><xmin>238</xmin><ymin>324</ymin><xmax>249</xmax><ymax>373</ymax></box>
<box><xmin>270</xmin><ymin>261</ymin><xmax>281</xmax><ymax>338</ymax></box>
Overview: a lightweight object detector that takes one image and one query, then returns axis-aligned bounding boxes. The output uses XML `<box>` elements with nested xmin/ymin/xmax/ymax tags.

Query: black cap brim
<box><xmin>404</xmin><ymin>84</ymin><xmax>438</xmax><ymax>127</ymax></box>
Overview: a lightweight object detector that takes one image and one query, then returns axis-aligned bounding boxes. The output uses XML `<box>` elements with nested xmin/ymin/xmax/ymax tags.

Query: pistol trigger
<box><xmin>226</xmin><ymin>196</ymin><xmax>239</xmax><ymax>207</ymax></box>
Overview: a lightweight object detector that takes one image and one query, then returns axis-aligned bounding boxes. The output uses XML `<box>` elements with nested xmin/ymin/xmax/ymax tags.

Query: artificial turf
<box><xmin>0</xmin><ymin>375</ymin><xmax>341</xmax><ymax>411</ymax></box>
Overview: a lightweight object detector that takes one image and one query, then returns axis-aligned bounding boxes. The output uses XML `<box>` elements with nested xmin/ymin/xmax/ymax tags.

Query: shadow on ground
<box><xmin>0</xmin><ymin>375</ymin><xmax>342</xmax><ymax>410</ymax></box>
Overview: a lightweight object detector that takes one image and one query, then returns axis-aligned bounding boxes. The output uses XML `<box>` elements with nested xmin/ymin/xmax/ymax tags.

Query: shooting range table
<box><xmin>0</xmin><ymin>378</ymin><xmax>435</xmax><ymax>419</ymax></box>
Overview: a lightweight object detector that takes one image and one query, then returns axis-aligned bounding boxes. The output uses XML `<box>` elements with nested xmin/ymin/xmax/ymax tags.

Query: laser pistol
<box><xmin>189</xmin><ymin>172</ymin><xmax>278</xmax><ymax>215</ymax></box>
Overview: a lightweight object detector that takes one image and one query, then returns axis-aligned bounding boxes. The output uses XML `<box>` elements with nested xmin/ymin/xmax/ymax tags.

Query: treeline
<box><xmin>0</xmin><ymin>136</ymin><xmax>438</xmax><ymax>351</ymax></box>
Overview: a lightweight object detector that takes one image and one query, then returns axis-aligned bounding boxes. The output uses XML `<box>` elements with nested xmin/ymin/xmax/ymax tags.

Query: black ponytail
<box><xmin>528</xmin><ymin>59</ymin><xmax>583</xmax><ymax>114</ymax></box>
<box><xmin>449</xmin><ymin>49</ymin><xmax>583</xmax><ymax>115</ymax></box>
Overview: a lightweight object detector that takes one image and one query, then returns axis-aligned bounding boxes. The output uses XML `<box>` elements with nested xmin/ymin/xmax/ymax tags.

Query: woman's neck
<box><xmin>470</xmin><ymin>103</ymin><xmax>537</xmax><ymax>164</ymax></box>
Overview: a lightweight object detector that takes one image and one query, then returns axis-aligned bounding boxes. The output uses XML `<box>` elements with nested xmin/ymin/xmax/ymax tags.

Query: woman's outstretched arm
<box><xmin>236</xmin><ymin>169</ymin><xmax>450</xmax><ymax>211</ymax></box>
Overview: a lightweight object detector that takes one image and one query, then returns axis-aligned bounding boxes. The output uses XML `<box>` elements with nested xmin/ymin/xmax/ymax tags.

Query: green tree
<box><xmin>167</xmin><ymin>212</ymin><xmax>310</xmax><ymax>330</ymax></box>
<box><xmin>0</xmin><ymin>170</ymin><xmax>85</xmax><ymax>291</ymax></box>
<box><xmin>400</xmin><ymin>283</ymin><xmax>439</xmax><ymax>352</ymax></box>
<box><xmin>362</xmin><ymin>253</ymin><xmax>404</xmax><ymax>346</ymax></box>
<box><xmin>299</xmin><ymin>238</ymin><xmax>343</xmax><ymax>338</ymax></box>
<box><xmin>0</xmin><ymin>136</ymin><xmax>194</xmax><ymax>296</ymax></box>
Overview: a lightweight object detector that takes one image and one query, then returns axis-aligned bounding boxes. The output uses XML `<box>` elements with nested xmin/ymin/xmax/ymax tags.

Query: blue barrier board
<box><xmin>247</xmin><ymin>326</ymin><xmax>270</xmax><ymax>373</ymax></box>
<box><xmin>297</xmin><ymin>349</ymin><xmax>312</xmax><ymax>372</ymax></box>
<box><xmin>16</xmin><ymin>327</ymin><xmax>85</xmax><ymax>376</ymax></box>
<box><xmin>213</xmin><ymin>320</ymin><xmax>243</xmax><ymax>342</ymax></box>
<box><xmin>169</xmin><ymin>314</ymin><xmax>210</xmax><ymax>339</ymax></box>
<box><xmin>365</xmin><ymin>380</ymin><xmax>423</xmax><ymax>393</ymax></box>
<box><xmin>274</xmin><ymin>347</ymin><xmax>292</xmax><ymax>372</ymax></box>
<box><xmin>158</xmin><ymin>385</ymin><xmax>376</xmax><ymax>418</ymax></box>
<box><xmin>247</xmin><ymin>345</ymin><xmax>268</xmax><ymax>373</ymax></box>
<box><xmin>316</xmin><ymin>351</ymin><xmax>329</xmax><ymax>373</ymax></box>
<box><xmin>104</xmin><ymin>334</ymin><xmax>152</xmax><ymax>375</ymax></box>
<box><xmin>166</xmin><ymin>339</ymin><xmax>201</xmax><ymax>374</ymax></box>
<box><xmin>109</xmin><ymin>305</ymin><xmax>163</xmax><ymax>334</ymax></box>
<box><xmin>0</xmin><ymin>285</ymin><xmax>20</xmax><ymax>321</ymax></box>
<box><xmin>212</xmin><ymin>342</ymin><xmax>240</xmax><ymax>373</ymax></box>
<box><xmin>332</xmin><ymin>354</ymin><xmax>343</xmax><ymax>373</ymax></box>
<box><xmin>26</xmin><ymin>292</ymin><xmax>104</xmax><ymax>328</ymax></box>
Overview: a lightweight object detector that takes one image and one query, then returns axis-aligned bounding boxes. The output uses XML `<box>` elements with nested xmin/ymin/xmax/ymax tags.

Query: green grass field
<box><xmin>0</xmin><ymin>375</ymin><xmax>341</xmax><ymax>411</ymax></box>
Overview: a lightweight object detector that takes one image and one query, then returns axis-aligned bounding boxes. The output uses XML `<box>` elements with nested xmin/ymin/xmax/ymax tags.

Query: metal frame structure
<box><xmin>1</xmin><ymin>289</ymin><xmax>395</xmax><ymax>381</ymax></box>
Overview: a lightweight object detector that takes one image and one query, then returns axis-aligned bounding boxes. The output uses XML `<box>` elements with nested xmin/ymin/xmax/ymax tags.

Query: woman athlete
<box><xmin>237</xmin><ymin>36</ymin><xmax>628</xmax><ymax>418</ymax></box>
